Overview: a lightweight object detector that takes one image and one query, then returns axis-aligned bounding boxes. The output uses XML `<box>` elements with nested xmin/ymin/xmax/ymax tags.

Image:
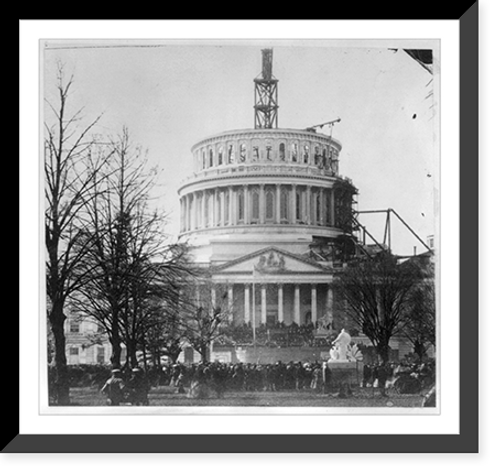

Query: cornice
<box><xmin>191</xmin><ymin>127</ymin><xmax>342</xmax><ymax>152</ymax></box>
<box><xmin>178</xmin><ymin>170</ymin><xmax>341</xmax><ymax>195</ymax></box>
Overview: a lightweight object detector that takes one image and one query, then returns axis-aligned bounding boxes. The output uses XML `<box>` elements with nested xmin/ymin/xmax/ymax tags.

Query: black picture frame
<box><xmin>11</xmin><ymin>6</ymin><xmax>478</xmax><ymax>454</ymax></box>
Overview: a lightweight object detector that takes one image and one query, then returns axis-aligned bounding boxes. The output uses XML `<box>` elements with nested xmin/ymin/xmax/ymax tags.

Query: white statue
<box><xmin>329</xmin><ymin>329</ymin><xmax>351</xmax><ymax>362</ymax></box>
<box><xmin>329</xmin><ymin>345</ymin><xmax>340</xmax><ymax>361</ymax></box>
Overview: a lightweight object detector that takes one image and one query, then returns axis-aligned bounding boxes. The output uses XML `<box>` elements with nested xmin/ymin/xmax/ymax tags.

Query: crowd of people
<box><xmin>100</xmin><ymin>367</ymin><xmax>151</xmax><ymax>406</ymax></box>
<box><xmin>98</xmin><ymin>359</ymin><xmax>435</xmax><ymax>404</ymax></box>
<box><xmin>361</xmin><ymin>360</ymin><xmax>436</xmax><ymax>395</ymax></box>
<box><xmin>161</xmin><ymin>360</ymin><xmax>326</xmax><ymax>397</ymax></box>
<box><xmin>220</xmin><ymin>321</ymin><xmax>339</xmax><ymax>348</ymax></box>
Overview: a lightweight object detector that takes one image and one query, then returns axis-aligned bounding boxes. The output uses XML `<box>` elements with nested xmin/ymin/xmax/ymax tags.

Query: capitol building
<box><xmin>177</xmin><ymin>49</ymin><xmax>357</xmax><ymax>337</ymax></box>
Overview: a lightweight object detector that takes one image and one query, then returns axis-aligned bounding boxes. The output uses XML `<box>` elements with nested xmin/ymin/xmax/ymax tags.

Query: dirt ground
<box><xmin>67</xmin><ymin>385</ymin><xmax>428</xmax><ymax>408</ymax></box>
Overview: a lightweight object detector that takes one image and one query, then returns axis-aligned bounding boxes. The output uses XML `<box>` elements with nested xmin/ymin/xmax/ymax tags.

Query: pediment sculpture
<box><xmin>254</xmin><ymin>251</ymin><xmax>286</xmax><ymax>273</ymax></box>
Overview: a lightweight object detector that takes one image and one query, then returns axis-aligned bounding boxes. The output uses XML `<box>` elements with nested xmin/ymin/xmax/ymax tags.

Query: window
<box><xmin>70</xmin><ymin>322</ymin><xmax>80</xmax><ymax>333</ymax></box>
<box><xmin>69</xmin><ymin>347</ymin><xmax>79</xmax><ymax>356</ymax></box>
<box><xmin>202</xmin><ymin>151</ymin><xmax>206</xmax><ymax>169</ymax></box>
<box><xmin>228</xmin><ymin>144</ymin><xmax>235</xmax><ymax>163</ymax></box>
<box><xmin>239</xmin><ymin>144</ymin><xmax>246</xmax><ymax>162</ymax></box>
<box><xmin>326</xmin><ymin>149</ymin><xmax>333</xmax><ymax>170</ymax></box>
<box><xmin>96</xmin><ymin>346</ymin><xmax>105</xmax><ymax>364</ymax></box>
<box><xmin>265</xmin><ymin>190</ymin><xmax>274</xmax><ymax>221</ymax></box>
<box><xmin>279</xmin><ymin>143</ymin><xmax>286</xmax><ymax>161</ymax></box>
<box><xmin>303</xmin><ymin>145</ymin><xmax>309</xmax><ymax>164</ymax></box>
<box><xmin>310</xmin><ymin>191</ymin><xmax>317</xmax><ymax>224</ymax></box>
<box><xmin>252</xmin><ymin>146</ymin><xmax>259</xmax><ymax>161</ymax></box>
<box><xmin>266</xmin><ymin>145</ymin><xmax>273</xmax><ymax>160</ymax></box>
<box><xmin>316</xmin><ymin>193</ymin><xmax>322</xmax><ymax>223</ymax></box>
<box><xmin>238</xmin><ymin>190</ymin><xmax>245</xmax><ymax>222</ymax></box>
<box><xmin>291</xmin><ymin>143</ymin><xmax>298</xmax><ymax>162</ymax></box>
<box><xmin>218</xmin><ymin>146</ymin><xmax>223</xmax><ymax>165</ymax></box>
<box><xmin>325</xmin><ymin>190</ymin><xmax>332</xmax><ymax>225</ymax></box>
<box><xmin>314</xmin><ymin>146</ymin><xmax>320</xmax><ymax>165</ymax></box>
<box><xmin>332</xmin><ymin>160</ymin><xmax>339</xmax><ymax>175</ymax></box>
<box><xmin>251</xmin><ymin>189</ymin><xmax>259</xmax><ymax>223</ymax></box>
<box><xmin>209</xmin><ymin>148</ymin><xmax>214</xmax><ymax>167</ymax></box>
<box><xmin>296</xmin><ymin>190</ymin><xmax>302</xmax><ymax>222</ymax></box>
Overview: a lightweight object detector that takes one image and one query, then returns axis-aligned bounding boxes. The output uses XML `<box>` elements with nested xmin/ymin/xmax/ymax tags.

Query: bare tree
<box><xmin>402</xmin><ymin>262</ymin><xmax>436</xmax><ymax>362</ymax></box>
<box><xmin>180</xmin><ymin>281</ymin><xmax>233</xmax><ymax>363</ymax></box>
<box><xmin>72</xmin><ymin>128</ymin><xmax>194</xmax><ymax>369</ymax></box>
<box><xmin>338</xmin><ymin>252</ymin><xmax>425</xmax><ymax>364</ymax></box>
<box><xmin>44</xmin><ymin>65</ymin><xmax>109</xmax><ymax>404</ymax></box>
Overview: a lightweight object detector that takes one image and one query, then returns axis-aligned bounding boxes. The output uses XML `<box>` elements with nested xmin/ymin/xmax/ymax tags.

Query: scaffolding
<box><xmin>254</xmin><ymin>49</ymin><xmax>279</xmax><ymax>129</ymax></box>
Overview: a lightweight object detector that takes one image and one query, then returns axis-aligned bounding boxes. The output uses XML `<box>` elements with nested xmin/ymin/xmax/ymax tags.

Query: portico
<box><xmin>208</xmin><ymin>247</ymin><xmax>336</xmax><ymax>328</ymax></box>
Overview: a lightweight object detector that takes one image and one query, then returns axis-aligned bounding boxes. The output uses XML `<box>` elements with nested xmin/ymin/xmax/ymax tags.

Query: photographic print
<box><xmin>42</xmin><ymin>38</ymin><xmax>439</xmax><ymax>414</ymax></box>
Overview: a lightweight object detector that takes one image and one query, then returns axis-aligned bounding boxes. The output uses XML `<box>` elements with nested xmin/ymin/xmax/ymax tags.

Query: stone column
<box><xmin>294</xmin><ymin>284</ymin><xmax>301</xmax><ymax>324</ymax></box>
<box><xmin>180</xmin><ymin>197</ymin><xmax>185</xmax><ymax>232</ymax></box>
<box><xmin>201</xmin><ymin>191</ymin><xmax>206</xmax><ymax>229</ymax></box>
<box><xmin>331</xmin><ymin>187</ymin><xmax>335</xmax><ymax>226</ymax></box>
<box><xmin>306</xmin><ymin>185</ymin><xmax>312</xmax><ymax>225</ymax></box>
<box><xmin>213</xmin><ymin>189</ymin><xmax>219</xmax><ymax>226</ymax></box>
<box><xmin>311</xmin><ymin>284</ymin><xmax>317</xmax><ymax>325</ymax></box>
<box><xmin>319</xmin><ymin>188</ymin><xmax>324</xmax><ymax>226</ymax></box>
<box><xmin>327</xmin><ymin>285</ymin><xmax>334</xmax><ymax>316</ymax></box>
<box><xmin>244</xmin><ymin>284</ymin><xmax>251</xmax><ymax>324</ymax></box>
<box><xmin>221</xmin><ymin>189</ymin><xmax>226</xmax><ymax>226</ymax></box>
<box><xmin>278</xmin><ymin>284</ymin><xmax>284</xmax><ymax>323</ymax></box>
<box><xmin>259</xmin><ymin>184</ymin><xmax>265</xmax><ymax>224</ymax></box>
<box><xmin>261</xmin><ymin>284</ymin><xmax>267</xmax><ymax>326</ymax></box>
<box><xmin>244</xmin><ymin>185</ymin><xmax>250</xmax><ymax>225</ymax></box>
<box><xmin>228</xmin><ymin>186</ymin><xmax>234</xmax><ymax>226</ymax></box>
<box><xmin>276</xmin><ymin>184</ymin><xmax>281</xmax><ymax>224</ymax></box>
<box><xmin>291</xmin><ymin>184</ymin><xmax>297</xmax><ymax>224</ymax></box>
<box><xmin>187</xmin><ymin>195</ymin><xmax>192</xmax><ymax>231</ymax></box>
<box><xmin>194</xmin><ymin>193</ymin><xmax>199</xmax><ymax>229</ymax></box>
<box><xmin>228</xmin><ymin>284</ymin><xmax>234</xmax><ymax>323</ymax></box>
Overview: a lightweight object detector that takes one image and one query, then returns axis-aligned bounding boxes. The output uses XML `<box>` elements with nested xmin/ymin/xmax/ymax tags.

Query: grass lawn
<box><xmin>67</xmin><ymin>385</ymin><xmax>428</xmax><ymax>408</ymax></box>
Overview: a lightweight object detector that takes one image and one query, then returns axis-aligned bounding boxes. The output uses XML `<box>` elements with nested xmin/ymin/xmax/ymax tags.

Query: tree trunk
<box><xmin>141</xmin><ymin>340</ymin><xmax>148</xmax><ymax>371</ymax></box>
<box><xmin>128</xmin><ymin>339</ymin><xmax>138</xmax><ymax>368</ymax></box>
<box><xmin>110</xmin><ymin>321</ymin><xmax>122</xmax><ymax>368</ymax></box>
<box><xmin>414</xmin><ymin>339</ymin><xmax>427</xmax><ymax>363</ymax></box>
<box><xmin>48</xmin><ymin>305</ymin><xmax>70</xmax><ymax>405</ymax></box>
<box><xmin>377</xmin><ymin>341</ymin><xmax>391</xmax><ymax>365</ymax></box>
<box><xmin>199</xmin><ymin>344</ymin><xmax>210</xmax><ymax>364</ymax></box>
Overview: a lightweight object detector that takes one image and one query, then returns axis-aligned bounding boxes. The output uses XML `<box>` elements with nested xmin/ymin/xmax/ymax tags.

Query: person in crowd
<box><xmin>210</xmin><ymin>362</ymin><xmax>227</xmax><ymax>398</ymax></box>
<box><xmin>310</xmin><ymin>363</ymin><xmax>323</xmax><ymax>391</ymax></box>
<box><xmin>101</xmin><ymin>368</ymin><xmax>126</xmax><ymax>406</ymax></box>
<box><xmin>375</xmin><ymin>363</ymin><xmax>389</xmax><ymax>397</ymax></box>
<box><xmin>362</xmin><ymin>364</ymin><xmax>373</xmax><ymax>388</ymax></box>
<box><xmin>128</xmin><ymin>367</ymin><xmax>151</xmax><ymax>406</ymax></box>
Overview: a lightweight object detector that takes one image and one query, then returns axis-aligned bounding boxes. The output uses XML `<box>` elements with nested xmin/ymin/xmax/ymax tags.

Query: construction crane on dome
<box><xmin>305</xmin><ymin>118</ymin><xmax>341</xmax><ymax>136</ymax></box>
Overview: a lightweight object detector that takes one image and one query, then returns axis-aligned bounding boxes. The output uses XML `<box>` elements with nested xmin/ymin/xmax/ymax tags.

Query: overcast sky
<box><xmin>43</xmin><ymin>39</ymin><xmax>438</xmax><ymax>256</ymax></box>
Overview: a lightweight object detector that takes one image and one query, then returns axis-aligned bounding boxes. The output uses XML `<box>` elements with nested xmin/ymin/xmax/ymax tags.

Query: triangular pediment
<box><xmin>213</xmin><ymin>246</ymin><xmax>328</xmax><ymax>275</ymax></box>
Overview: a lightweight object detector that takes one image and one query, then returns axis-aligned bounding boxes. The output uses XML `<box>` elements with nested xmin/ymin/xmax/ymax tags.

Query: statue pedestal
<box><xmin>323</xmin><ymin>361</ymin><xmax>360</xmax><ymax>397</ymax></box>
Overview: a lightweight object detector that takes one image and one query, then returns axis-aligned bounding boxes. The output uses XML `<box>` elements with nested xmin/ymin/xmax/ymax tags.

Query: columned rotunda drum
<box><xmin>177</xmin><ymin>50</ymin><xmax>357</xmax><ymax>334</ymax></box>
